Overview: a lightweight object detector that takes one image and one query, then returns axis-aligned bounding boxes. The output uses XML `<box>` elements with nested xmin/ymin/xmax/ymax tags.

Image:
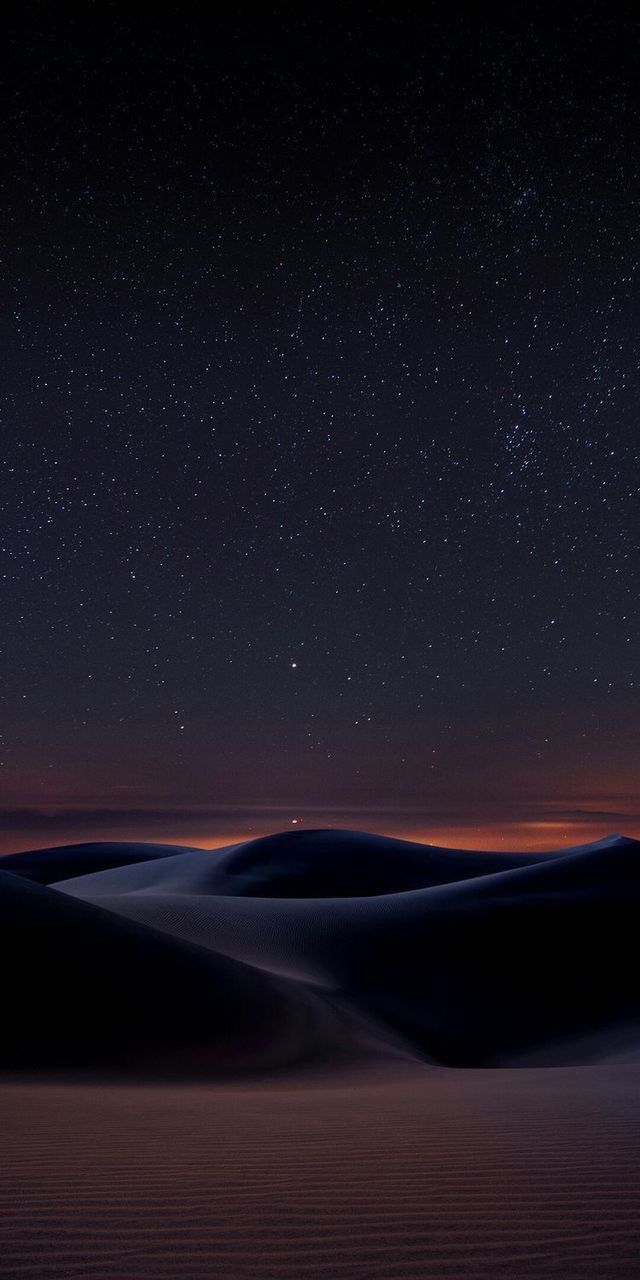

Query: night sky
<box><xmin>2</xmin><ymin>2</ymin><xmax>640</xmax><ymax>852</ymax></box>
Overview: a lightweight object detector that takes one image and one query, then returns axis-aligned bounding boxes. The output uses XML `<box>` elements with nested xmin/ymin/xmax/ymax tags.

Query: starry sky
<box><xmin>2</xmin><ymin>2</ymin><xmax>640</xmax><ymax>853</ymax></box>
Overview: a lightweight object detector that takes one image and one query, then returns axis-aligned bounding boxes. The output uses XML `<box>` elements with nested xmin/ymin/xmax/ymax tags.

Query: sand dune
<box><xmin>47</xmin><ymin>827</ymin><xmax>553</xmax><ymax>898</ymax></box>
<box><xmin>55</xmin><ymin>829</ymin><xmax>640</xmax><ymax>1066</ymax></box>
<box><xmin>0</xmin><ymin>869</ymin><xmax>358</xmax><ymax>1076</ymax></box>
<box><xmin>3</xmin><ymin>829</ymin><xmax>640</xmax><ymax>1278</ymax></box>
<box><xmin>2</xmin><ymin>828</ymin><xmax>640</xmax><ymax>1070</ymax></box>
<box><xmin>2</xmin><ymin>839</ymin><xmax>198</xmax><ymax>884</ymax></box>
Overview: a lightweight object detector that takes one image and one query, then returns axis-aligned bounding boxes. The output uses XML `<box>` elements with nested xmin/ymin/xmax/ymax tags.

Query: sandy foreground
<box><xmin>1</xmin><ymin>1063</ymin><xmax>640</xmax><ymax>1279</ymax></box>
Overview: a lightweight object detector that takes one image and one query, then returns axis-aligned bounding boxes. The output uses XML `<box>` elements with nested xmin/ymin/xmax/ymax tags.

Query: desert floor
<box><xmin>2</xmin><ymin>1063</ymin><xmax>640</xmax><ymax>1279</ymax></box>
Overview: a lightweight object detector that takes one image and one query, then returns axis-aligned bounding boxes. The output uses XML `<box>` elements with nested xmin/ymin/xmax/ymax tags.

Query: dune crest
<box><xmin>2</xmin><ymin>828</ymin><xmax>640</xmax><ymax>1073</ymax></box>
<box><xmin>2</xmin><ymin>840</ymin><xmax>200</xmax><ymax>885</ymax></box>
<box><xmin>0</xmin><ymin>869</ymin><xmax>364</xmax><ymax>1076</ymax></box>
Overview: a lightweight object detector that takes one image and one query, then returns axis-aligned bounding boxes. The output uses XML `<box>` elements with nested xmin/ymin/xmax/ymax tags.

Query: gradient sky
<box><xmin>2</xmin><ymin>3</ymin><xmax>640</xmax><ymax>853</ymax></box>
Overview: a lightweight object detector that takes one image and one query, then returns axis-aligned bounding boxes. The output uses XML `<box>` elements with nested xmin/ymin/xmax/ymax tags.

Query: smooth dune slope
<box><xmin>58</xmin><ymin>830</ymin><xmax>640</xmax><ymax>1066</ymax></box>
<box><xmin>55</xmin><ymin>827</ymin><xmax>552</xmax><ymax>898</ymax></box>
<box><xmin>1</xmin><ymin>839</ymin><xmax>199</xmax><ymax>884</ymax></box>
<box><xmin>0</xmin><ymin>869</ymin><xmax>355</xmax><ymax>1075</ymax></box>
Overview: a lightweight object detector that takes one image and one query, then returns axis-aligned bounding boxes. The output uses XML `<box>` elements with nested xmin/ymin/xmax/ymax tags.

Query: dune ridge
<box><xmin>0</xmin><ymin>868</ymin><xmax>365</xmax><ymax>1076</ymax></box>
<box><xmin>3</xmin><ymin>839</ymin><xmax>200</xmax><ymax>884</ymax></box>
<box><xmin>2</xmin><ymin>828</ymin><xmax>640</xmax><ymax>1071</ymax></box>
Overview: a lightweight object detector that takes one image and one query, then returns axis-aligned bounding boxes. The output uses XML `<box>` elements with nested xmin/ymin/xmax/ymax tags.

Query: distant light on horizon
<box><xmin>1</xmin><ymin>805</ymin><xmax>639</xmax><ymax>857</ymax></box>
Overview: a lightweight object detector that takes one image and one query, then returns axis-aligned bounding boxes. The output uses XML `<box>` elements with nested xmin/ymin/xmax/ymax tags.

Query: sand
<box><xmin>55</xmin><ymin>831</ymin><xmax>640</xmax><ymax>1066</ymax></box>
<box><xmin>2</xmin><ymin>1064</ymin><xmax>640</xmax><ymax>1279</ymax></box>
<box><xmin>3</xmin><ymin>830</ymin><xmax>640</xmax><ymax>1276</ymax></box>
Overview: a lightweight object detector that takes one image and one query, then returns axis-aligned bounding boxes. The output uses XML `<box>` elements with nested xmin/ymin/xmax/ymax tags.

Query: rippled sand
<box><xmin>2</xmin><ymin>1064</ymin><xmax>640</xmax><ymax>1279</ymax></box>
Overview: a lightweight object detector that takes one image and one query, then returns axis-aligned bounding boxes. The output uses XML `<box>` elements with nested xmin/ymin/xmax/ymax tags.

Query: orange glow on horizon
<box><xmin>1</xmin><ymin>811</ymin><xmax>639</xmax><ymax>857</ymax></box>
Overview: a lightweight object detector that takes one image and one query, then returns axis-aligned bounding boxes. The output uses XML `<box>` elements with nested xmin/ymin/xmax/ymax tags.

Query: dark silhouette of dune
<box><xmin>2</xmin><ymin>828</ymin><xmax>639</xmax><ymax>1072</ymax></box>
<box><xmin>0</xmin><ymin>869</ymin><xmax>357</xmax><ymax>1075</ymax></box>
<box><xmin>54</xmin><ymin>829</ymin><xmax>640</xmax><ymax>1068</ymax></box>
<box><xmin>1</xmin><ymin>839</ymin><xmax>198</xmax><ymax>884</ymax></box>
<box><xmin>50</xmin><ymin>827</ymin><xmax>552</xmax><ymax>899</ymax></box>
<box><xmin>175</xmin><ymin>828</ymin><xmax>555</xmax><ymax>897</ymax></box>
